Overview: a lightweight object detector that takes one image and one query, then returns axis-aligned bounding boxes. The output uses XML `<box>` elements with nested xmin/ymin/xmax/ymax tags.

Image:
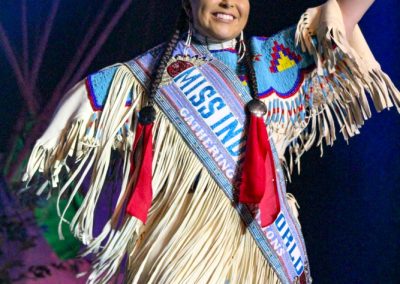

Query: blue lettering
<box><xmin>210</xmin><ymin>113</ymin><xmax>233</xmax><ymax>130</ymax></box>
<box><xmin>282</xmin><ymin>228</ymin><xmax>294</xmax><ymax>246</ymax></box>
<box><xmin>202</xmin><ymin>85</ymin><xmax>217</xmax><ymax>98</ymax></box>
<box><xmin>226</xmin><ymin>136</ymin><xmax>246</xmax><ymax>157</ymax></box>
<box><xmin>189</xmin><ymin>85</ymin><xmax>215</xmax><ymax>107</ymax></box>
<box><xmin>184</xmin><ymin>78</ymin><xmax>207</xmax><ymax>97</ymax></box>
<box><xmin>199</xmin><ymin>97</ymin><xmax>225</xmax><ymax>118</ymax></box>
<box><xmin>293</xmin><ymin>257</ymin><xmax>304</xmax><ymax>275</ymax></box>
<box><xmin>215</xmin><ymin>120</ymin><xmax>243</xmax><ymax>144</ymax></box>
<box><xmin>275</xmin><ymin>213</ymin><xmax>286</xmax><ymax>231</ymax></box>
<box><xmin>174</xmin><ymin>68</ymin><xmax>201</xmax><ymax>91</ymax></box>
<box><xmin>288</xmin><ymin>241</ymin><xmax>297</xmax><ymax>256</ymax></box>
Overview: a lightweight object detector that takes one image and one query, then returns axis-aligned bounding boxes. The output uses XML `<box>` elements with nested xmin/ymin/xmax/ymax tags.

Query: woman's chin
<box><xmin>204</xmin><ymin>29</ymin><xmax>240</xmax><ymax>42</ymax></box>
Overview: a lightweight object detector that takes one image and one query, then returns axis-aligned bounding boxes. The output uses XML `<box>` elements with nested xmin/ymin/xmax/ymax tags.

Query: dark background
<box><xmin>1</xmin><ymin>0</ymin><xmax>399</xmax><ymax>283</ymax></box>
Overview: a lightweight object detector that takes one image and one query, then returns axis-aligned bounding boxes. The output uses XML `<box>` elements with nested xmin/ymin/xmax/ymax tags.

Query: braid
<box><xmin>147</xmin><ymin>9</ymin><xmax>187</xmax><ymax>106</ymax></box>
<box><xmin>242</xmin><ymin>38</ymin><xmax>259</xmax><ymax>99</ymax></box>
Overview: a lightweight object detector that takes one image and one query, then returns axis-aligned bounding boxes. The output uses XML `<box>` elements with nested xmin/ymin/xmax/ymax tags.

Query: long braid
<box><xmin>147</xmin><ymin>9</ymin><xmax>187</xmax><ymax>106</ymax></box>
<box><xmin>242</xmin><ymin>38</ymin><xmax>259</xmax><ymax>99</ymax></box>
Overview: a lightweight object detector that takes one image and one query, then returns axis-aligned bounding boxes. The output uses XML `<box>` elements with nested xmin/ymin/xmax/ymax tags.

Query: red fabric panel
<box><xmin>239</xmin><ymin>115</ymin><xmax>280</xmax><ymax>227</ymax></box>
<box><xmin>126</xmin><ymin>123</ymin><xmax>154</xmax><ymax>224</ymax></box>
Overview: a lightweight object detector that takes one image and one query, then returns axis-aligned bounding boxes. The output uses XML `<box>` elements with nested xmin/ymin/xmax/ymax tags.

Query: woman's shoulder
<box><xmin>86</xmin><ymin>43</ymin><xmax>166</xmax><ymax>111</ymax></box>
<box><xmin>86</xmin><ymin>63</ymin><xmax>128</xmax><ymax>111</ymax></box>
<box><xmin>249</xmin><ymin>25</ymin><xmax>313</xmax><ymax>69</ymax></box>
<box><xmin>250</xmin><ymin>25</ymin><xmax>304</xmax><ymax>55</ymax></box>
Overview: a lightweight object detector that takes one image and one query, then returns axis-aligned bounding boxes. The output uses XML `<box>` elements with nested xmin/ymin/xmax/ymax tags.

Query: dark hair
<box><xmin>242</xmin><ymin>39</ymin><xmax>259</xmax><ymax>99</ymax></box>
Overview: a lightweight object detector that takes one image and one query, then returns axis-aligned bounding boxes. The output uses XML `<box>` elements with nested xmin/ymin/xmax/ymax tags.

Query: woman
<box><xmin>22</xmin><ymin>0</ymin><xmax>399</xmax><ymax>283</ymax></box>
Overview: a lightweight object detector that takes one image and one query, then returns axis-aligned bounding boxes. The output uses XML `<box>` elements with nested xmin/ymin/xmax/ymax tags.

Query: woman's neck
<box><xmin>192</xmin><ymin>29</ymin><xmax>237</xmax><ymax>51</ymax></box>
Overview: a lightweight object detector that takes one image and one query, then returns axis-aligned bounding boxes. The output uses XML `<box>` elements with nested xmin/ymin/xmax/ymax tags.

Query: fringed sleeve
<box><xmin>288</xmin><ymin>0</ymin><xmax>400</xmax><ymax>173</ymax></box>
<box><xmin>22</xmin><ymin>63</ymin><xmax>146</xmax><ymax>282</ymax></box>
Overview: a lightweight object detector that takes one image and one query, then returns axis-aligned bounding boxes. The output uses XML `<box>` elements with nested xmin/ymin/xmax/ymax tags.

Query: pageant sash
<box><xmin>124</xmin><ymin>40</ymin><xmax>311</xmax><ymax>284</ymax></box>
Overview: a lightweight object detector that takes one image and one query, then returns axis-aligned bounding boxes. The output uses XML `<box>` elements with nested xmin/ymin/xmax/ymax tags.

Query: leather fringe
<box><xmin>287</xmin><ymin>0</ymin><xmax>400</xmax><ymax>175</ymax></box>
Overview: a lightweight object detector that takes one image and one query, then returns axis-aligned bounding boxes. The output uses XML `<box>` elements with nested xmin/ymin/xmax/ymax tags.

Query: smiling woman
<box><xmin>21</xmin><ymin>0</ymin><xmax>399</xmax><ymax>283</ymax></box>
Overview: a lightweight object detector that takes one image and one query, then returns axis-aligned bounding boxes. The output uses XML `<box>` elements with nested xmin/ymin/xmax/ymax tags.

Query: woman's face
<box><xmin>187</xmin><ymin>0</ymin><xmax>250</xmax><ymax>41</ymax></box>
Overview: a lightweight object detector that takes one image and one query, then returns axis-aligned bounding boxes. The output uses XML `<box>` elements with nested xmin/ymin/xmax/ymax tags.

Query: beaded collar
<box><xmin>192</xmin><ymin>30</ymin><xmax>237</xmax><ymax>51</ymax></box>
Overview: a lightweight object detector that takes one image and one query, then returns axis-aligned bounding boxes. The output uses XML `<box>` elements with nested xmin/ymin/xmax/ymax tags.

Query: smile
<box><xmin>212</xmin><ymin>12</ymin><xmax>236</xmax><ymax>22</ymax></box>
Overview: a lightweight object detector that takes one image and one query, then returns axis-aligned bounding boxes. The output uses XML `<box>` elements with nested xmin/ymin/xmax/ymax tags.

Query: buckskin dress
<box><xmin>22</xmin><ymin>1</ymin><xmax>400</xmax><ymax>283</ymax></box>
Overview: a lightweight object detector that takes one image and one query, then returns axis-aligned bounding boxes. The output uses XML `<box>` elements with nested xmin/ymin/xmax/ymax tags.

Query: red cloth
<box><xmin>239</xmin><ymin>115</ymin><xmax>280</xmax><ymax>227</ymax></box>
<box><xmin>126</xmin><ymin>122</ymin><xmax>154</xmax><ymax>224</ymax></box>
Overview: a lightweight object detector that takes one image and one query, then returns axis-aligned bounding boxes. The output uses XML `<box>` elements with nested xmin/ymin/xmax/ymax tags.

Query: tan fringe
<box><xmin>86</xmin><ymin>217</ymin><xmax>140</xmax><ymax>284</ymax></box>
<box><xmin>22</xmin><ymin>65</ymin><xmax>144</xmax><ymax>283</ymax></box>
<box><xmin>287</xmin><ymin>0</ymin><xmax>400</xmax><ymax>176</ymax></box>
<box><xmin>70</xmin><ymin>66</ymin><xmax>141</xmax><ymax>245</ymax></box>
<box><xmin>22</xmin><ymin>119</ymin><xmax>88</xmax><ymax>187</ymax></box>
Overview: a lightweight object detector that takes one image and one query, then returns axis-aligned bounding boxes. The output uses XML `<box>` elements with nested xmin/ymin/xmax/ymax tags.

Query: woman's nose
<box><xmin>220</xmin><ymin>0</ymin><xmax>235</xmax><ymax>9</ymax></box>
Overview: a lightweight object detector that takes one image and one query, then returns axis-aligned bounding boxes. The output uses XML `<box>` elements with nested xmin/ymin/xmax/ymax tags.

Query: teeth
<box><xmin>216</xmin><ymin>13</ymin><xmax>234</xmax><ymax>21</ymax></box>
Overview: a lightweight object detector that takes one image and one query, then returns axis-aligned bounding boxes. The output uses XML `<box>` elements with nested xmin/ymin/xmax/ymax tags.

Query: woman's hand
<box><xmin>337</xmin><ymin>0</ymin><xmax>375</xmax><ymax>39</ymax></box>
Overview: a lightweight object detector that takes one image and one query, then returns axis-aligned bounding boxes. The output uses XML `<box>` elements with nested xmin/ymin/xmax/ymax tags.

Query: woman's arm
<box><xmin>337</xmin><ymin>0</ymin><xmax>375</xmax><ymax>39</ymax></box>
